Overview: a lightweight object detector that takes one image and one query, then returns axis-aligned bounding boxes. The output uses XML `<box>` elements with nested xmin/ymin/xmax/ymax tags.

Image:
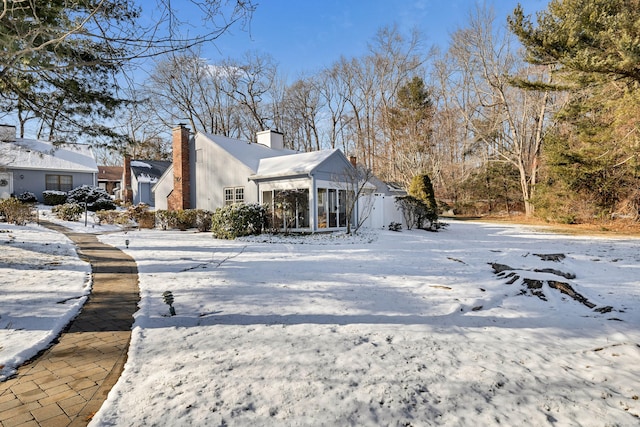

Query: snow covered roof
<box><xmin>251</xmin><ymin>149</ymin><xmax>340</xmax><ymax>180</ymax></box>
<box><xmin>199</xmin><ymin>132</ymin><xmax>297</xmax><ymax>172</ymax></box>
<box><xmin>98</xmin><ymin>166</ymin><xmax>123</xmax><ymax>182</ymax></box>
<box><xmin>366</xmin><ymin>174</ymin><xmax>407</xmax><ymax>196</ymax></box>
<box><xmin>130</xmin><ymin>160</ymin><xmax>171</xmax><ymax>184</ymax></box>
<box><xmin>0</xmin><ymin>138</ymin><xmax>98</xmax><ymax>173</ymax></box>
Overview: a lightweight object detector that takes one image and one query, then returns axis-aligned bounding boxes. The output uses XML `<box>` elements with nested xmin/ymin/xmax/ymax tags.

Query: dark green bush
<box><xmin>174</xmin><ymin>209</ymin><xmax>197</xmax><ymax>230</ymax></box>
<box><xmin>67</xmin><ymin>185</ymin><xmax>116</xmax><ymax>211</ymax></box>
<box><xmin>43</xmin><ymin>190</ymin><xmax>67</xmax><ymax>206</ymax></box>
<box><xmin>211</xmin><ymin>203</ymin><xmax>265</xmax><ymax>239</ymax></box>
<box><xmin>17</xmin><ymin>192</ymin><xmax>37</xmax><ymax>203</ymax></box>
<box><xmin>154</xmin><ymin>209</ymin><xmax>211</xmax><ymax>231</ymax></box>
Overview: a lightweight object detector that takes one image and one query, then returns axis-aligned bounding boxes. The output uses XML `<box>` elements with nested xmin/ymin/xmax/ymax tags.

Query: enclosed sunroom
<box><xmin>249</xmin><ymin>149</ymin><xmax>362</xmax><ymax>232</ymax></box>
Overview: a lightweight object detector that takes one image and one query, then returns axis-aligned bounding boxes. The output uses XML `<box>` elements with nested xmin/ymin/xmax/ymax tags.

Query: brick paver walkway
<box><xmin>0</xmin><ymin>222</ymin><xmax>139</xmax><ymax>427</ymax></box>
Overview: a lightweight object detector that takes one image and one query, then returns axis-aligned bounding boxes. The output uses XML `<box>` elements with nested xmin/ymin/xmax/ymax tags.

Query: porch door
<box><xmin>0</xmin><ymin>172</ymin><xmax>13</xmax><ymax>199</ymax></box>
<box><xmin>328</xmin><ymin>189</ymin><xmax>338</xmax><ymax>227</ymax></box>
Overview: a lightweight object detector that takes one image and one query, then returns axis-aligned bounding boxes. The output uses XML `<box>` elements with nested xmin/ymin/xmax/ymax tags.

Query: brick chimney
<box><xmin>123</xmin><ymin>154</ymin><xmax>133</xmax><ymax>203</ymax></box>
<box><xmin>349</xmin><ymin>155</ymin><xmax>357</xmax><ymax>168</ymax></box>
<box><xmin>167</xmin><ymin>124</ymin><xmax>191</xmax><ymax>210</ymax></box>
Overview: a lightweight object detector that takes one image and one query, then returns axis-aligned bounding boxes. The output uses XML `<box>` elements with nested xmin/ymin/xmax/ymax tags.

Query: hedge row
<box><xmin>101</xmin><ymin>203</ymin><xmax>266</xmax><ymax>238</ymax></box>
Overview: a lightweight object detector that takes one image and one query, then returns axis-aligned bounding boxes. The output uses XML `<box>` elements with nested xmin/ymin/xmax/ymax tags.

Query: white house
<box><xmin>0</xmin><ymin>124</ymin><xmax>97</xmax><ymax>201</ymax></box>
<box><xmin>154</xmin><ymin>125</ymin><xmax>405</xmax><ymax>232</ymax></box>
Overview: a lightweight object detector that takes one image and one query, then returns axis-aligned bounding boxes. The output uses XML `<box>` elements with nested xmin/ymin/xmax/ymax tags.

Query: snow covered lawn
<box><xmin>2</xmin><ymin>218</ymin><xmax>640</xmax><ymax>425</ymax></box>
<box><xmin>93</xmin><ymin>222</ymin><xmax>639</xmax><ymax>426</ymax></box>
<box><xmin>0</xmin><ymin>223</ymin><xmax>91</xmax><ymax>381</ymax></box>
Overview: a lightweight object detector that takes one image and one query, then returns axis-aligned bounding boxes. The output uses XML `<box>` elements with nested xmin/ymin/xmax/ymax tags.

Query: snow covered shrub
<box><xmin>52</xmin><ymin>203</ymin><xmax>84</xmax><ymax>221</ymax></box>
<box><xmin>194</xmin><ymin>209</ymin><xmax>213</xmax><ymax>232</ymax></box>
<box><xmin>43</xmin><ymin>190</ymin><xmax>67</xmax><ymax>206</ymax></box>
<box><xmin>174</xmin><ymin>209</ymin><xmax>198</xmax><ymax>230</ymax></box>
<box><xmin>154</xmin><ymin>210</ymin><xmax>174</xmax><ymax>230</ymax></box>
<box><xmin>153</xmin><ymin>209</ymin><xmax>208</xmax><ymax>230</ymax></box>
<box><xmin>17</xmin><ymin>192</ymin><xmax>37</xmax><ymax>203</ymax></box>
<box><xmin>211</xmin><ymin>203</ymin><xmax>265</xmax><ymax>239</ymax></box>
<box><xmin>0</xmin><ymin>197</ymin><xmax>35</xmax><ymax>225</ymax></box>
<box><xmin>67</xmin><ymin>185</ymin><xmax>116</xmax><ymax>212</ymax></box>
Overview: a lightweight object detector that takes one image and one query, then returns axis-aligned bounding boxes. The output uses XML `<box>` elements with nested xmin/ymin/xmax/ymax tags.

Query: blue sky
<box><xmin>182</xmin><ymin>0</ymin><xmax>550</xmax><ymax>78</ymax></box>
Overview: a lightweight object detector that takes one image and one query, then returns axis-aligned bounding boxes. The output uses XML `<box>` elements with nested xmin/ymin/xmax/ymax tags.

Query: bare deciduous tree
<box><xmin>221</xmin><ymin>52</ymin><xmax>278</xmax><ymax>140</ymax></box>
<box><xmin>445</xmin><ymin>5</ymin><xmax>554</xmax><ymax>216</ymax></box>
<box><xmin>281</xmin><ymin>78</ymin><xmax>323</xmax><ymax>151</ymax></box>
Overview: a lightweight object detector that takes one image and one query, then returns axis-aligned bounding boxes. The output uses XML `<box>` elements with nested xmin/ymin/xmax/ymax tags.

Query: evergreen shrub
<box><xmin>17</xmin><ymin>192</ymin><xmax>37</xmax><ymax>203</ymax></box>
<box><xmin>43</xmin><ymin>190</ymin><xmax>67</xmax><ymax>206</ymax></box>
<box><xmin>211</xmin><ymin>203</ymin><xmax>265</xmax><ymax>239</ymax></box>
<box><xmin>67</xmin><ymin>185</ymin><xmax>116</xmax><ymax>211</ymax></box>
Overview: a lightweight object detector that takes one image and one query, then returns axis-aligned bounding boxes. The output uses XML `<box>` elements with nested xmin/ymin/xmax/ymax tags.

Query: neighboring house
<box><xmin>121</xmin><ymin>157</ymin><xmax>170</xmax><ymax>207</ymax></box>
<box><xmin>0</xmin><ymin>124</ymin><xmax>98</xmax><ymax>202</ymax></box>
<box><xmin>154</xmin><ymin>125</ymin><xmax>395</xmax><ymax>232</ymax></box>
<box><xmin>97</xmin><ymin>166</ymin><xmax>123</xmax><ymax>195</ymax></box>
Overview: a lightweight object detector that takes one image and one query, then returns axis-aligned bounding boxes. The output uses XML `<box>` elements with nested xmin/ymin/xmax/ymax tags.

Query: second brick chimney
<box><xmin>167</xmin><ymin>124</ymin><xmax>191</xmax><ymax>211</ymax></box>
<box><xmin>122</xmin><ymin>154</ymin><xmax>133</xmax><ymax>204</ymax></box>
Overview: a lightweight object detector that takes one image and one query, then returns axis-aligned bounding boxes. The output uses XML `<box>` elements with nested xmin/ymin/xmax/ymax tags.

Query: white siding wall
<box><xmin>193</xmin><ymin>134</ymin><xmax>259</xmax><ymax>211</ymax></box>
<box><xmin>360</xmin><ymin>194</ymin><xmax>406</xmax><ymax>230</ymax></box>
<box><xmin>152</xmin><ymin>166</ymin><xmax>172</xmax><ymax>210</ymax></box>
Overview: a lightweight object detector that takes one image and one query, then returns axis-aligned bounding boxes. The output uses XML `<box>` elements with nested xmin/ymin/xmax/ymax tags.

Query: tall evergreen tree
<box><xmin>509</xmin><ymin>0</ymin><xmax>640</xmax><ymax>86</ymax></box>
<box><xmin>0</xmin><ymin>1</ymin><xmax>133</xmax><ymax>142</ymax></box>
<box><xmin>408</xmin><ymin>173</ymin><xmax>439</xmax><ymax>228</ymax></box>
<box><xmin>386</xmin><ymin>76</ymin><xmax>434</xmax><ymax>186</ymax></box>
<box><xmin>509</xmin><ymin>0</ymin><xmax>640</xmax><ymax>220</ymax></box>
<box><xmin>0</xmin><ymin>1</ymin><xmax>255</xmax><ymax>144</ymax></box>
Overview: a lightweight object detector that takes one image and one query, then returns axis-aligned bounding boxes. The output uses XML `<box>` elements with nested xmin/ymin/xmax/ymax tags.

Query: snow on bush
<box><xmin>66</xmin><ymin>185</ymin><xmax>116</xmax><ymax>211</ymax></box>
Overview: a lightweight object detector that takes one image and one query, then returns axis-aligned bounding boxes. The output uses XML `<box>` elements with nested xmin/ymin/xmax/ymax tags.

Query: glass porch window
<box><xmin>338</xmin><ymin>190</ymin><xmax>347</xmax><ymax>227</ymax></box>
<box><xmin>264</xmin><ymin>189</ymin><xmax>310</xmax><ymax>230</ymax></box>
<box><xmin>328</xmin><ymin>189</ymin><xmax>338</xmax><ymax>227</ymax></box>
<box><xmin>317</xmin><ymin>188</ymin><xmax>327</xmax><ymax>228</ymax></box>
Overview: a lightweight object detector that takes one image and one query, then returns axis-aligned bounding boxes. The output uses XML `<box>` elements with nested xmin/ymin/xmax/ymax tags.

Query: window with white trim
<box><xmin>224</xmin><ymin>186</ymin><xmax>244</xmax><ymax>205</ymax></box>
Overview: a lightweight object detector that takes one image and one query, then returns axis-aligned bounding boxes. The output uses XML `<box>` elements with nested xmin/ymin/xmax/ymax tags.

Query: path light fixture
<box><xmin>162</xmin><ymin>290</ymin><xmax>176</xmax><ymax>316</ymax></box>
<box><xmin>125</xmin><ymin>239</ymin><xmax>129</xmax><ymax>248</ymax></box>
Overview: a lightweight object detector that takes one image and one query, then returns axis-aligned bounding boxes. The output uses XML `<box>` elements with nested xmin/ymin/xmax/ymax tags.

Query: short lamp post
<box><xmin>162</xmin><ymin>291</ymin><xmax>176</xmax><ymax>316</ymax></box>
